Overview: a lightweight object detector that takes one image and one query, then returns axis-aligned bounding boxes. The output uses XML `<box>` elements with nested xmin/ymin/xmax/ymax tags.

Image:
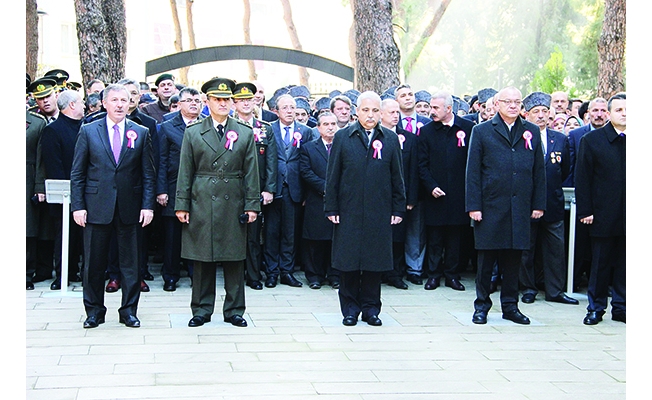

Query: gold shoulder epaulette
<box><xmin>28</xmin><ymin>111</ymin><xmax>47</xmax><ymax>122</ymax></box>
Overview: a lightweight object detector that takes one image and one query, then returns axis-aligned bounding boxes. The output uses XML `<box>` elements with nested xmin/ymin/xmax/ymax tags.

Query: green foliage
<box><xmin>531</xmin><ymin>47</ymin><xmax>567</xmax><ymax>93</ymax></box>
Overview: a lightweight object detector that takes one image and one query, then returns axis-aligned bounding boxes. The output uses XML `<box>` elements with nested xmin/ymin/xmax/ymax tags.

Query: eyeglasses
<box><xmin>179</xmin><ymin>99</ymin><xmax>202</xmax><ymax>104</ymax></box>
<box><xmin>498</xmin><ymin>99</ymin><xmax>522</xmax><ymax>106</ymax></box>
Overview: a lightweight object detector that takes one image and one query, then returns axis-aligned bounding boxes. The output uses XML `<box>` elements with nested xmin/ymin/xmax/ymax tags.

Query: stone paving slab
<box><xmin>25</xmin><ymin>266</ymin><xmax>626</xmax><ymax>399</ymax></box>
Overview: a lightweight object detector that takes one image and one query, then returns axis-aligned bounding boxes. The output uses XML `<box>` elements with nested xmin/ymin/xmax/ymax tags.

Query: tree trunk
<box><xmin>402</xmin><ymin>0</ymin><xmax>451</xmax><ymax>79</ymax></box>
<box><xmin>279</xmin><ymin>0</ymin><xmax>309</xmax><ymax>87</ymax></box>
<box><xmin>186</xmin><ymin>0</ymin><xmax>197</xmax><ymax>50</ymax></box>
<box><xmin>74</xmin><ymin>0</ymin><xmax>111</xmax><ymax>86</ymax></box>
<box><xmin>348</xmin><ymin>0</ymin><xmax>356</xmax><ymax>71</ymax></box>
<box><xmin>597</xmin><ymin>0</ymin><xmax>625</xmax><ymax>98</ymax></box>
<box><xmin>353</xmin><ymin>0</ymin><xmax>400</xmax><ymax>93</ymax></box>
<box><xmin>243</xmin><ymin>0</ymin><xmax>257</xmax><ymax>81</ymax></box>
<box><xmin>169</xmin><ymin>0</ymin><xmax>188</xmax><ymax>85</ymax></box>
<box><xmin>102</xmin><ymin>0</ymin><xmax>127</xmax><ymax>83</ymax></box>
<box><xmin>26</xmin><ymin>0</ymin><xmax>39</xmax><ymax>81</ymax></box>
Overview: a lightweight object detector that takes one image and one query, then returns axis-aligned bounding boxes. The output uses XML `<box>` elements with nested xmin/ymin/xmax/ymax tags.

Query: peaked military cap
<box><xmin>328</xmin><ymin>90</ymin><xmax>342</xmax><ymax>98</ymax></box>
<box><xmin>477</xmin><ymin>88</ymin><xmax>497</xmax><ymax>104</ymax></box>
<box><xmin>201</xmin><ymin>77</ymin><xmax>236</xmax><ymax>98</ymax></box>
<box><xmin>67</xmin><ymin>81</ymin><xmax>82</xmax><ymax>91</ymax></box>
<box><xmin>44</xmin><ymin>69</ymin><xmax>69</xmax><ymax>90</ymax></box>
<box><xmin>155</xmin><ymin>73</ymin><xmax>175</xmax><ymax>87</ymax></box>
<box><xmin>523</xmin><ymin>91</ymin><xmax>552</xmax><ymax>111</ymax></box>
<box><xmin>233</xmin><ymin>82</ymin><xmax>257</xmax><ymax>99</ymax></box>
<box><xmin>27</xmin><ymin>77</ymin><xmax>57</xmax><ymax>99</ymax></box>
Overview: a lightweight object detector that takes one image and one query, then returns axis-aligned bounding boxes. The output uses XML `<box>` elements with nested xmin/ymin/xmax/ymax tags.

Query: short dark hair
<box><xmin>607</xmin><ymin>93</ymin><xmax>626</xmax><ymax>111</ymax></box>
<box><xmin>578</xmin><ymin>101</ymin><xmax>590</xmax><ymax>121</ymax></box>
<box><xmin>179</xmin><ymin>87</ymin><xmax>200</xmax><ymax>98</ymax></box>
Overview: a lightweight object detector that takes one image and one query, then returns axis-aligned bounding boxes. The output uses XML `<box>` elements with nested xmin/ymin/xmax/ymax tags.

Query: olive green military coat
<box><xmin>175</xmin><ymin>116</ymin><xmax>260</xmax><ymax>262</ymax></box>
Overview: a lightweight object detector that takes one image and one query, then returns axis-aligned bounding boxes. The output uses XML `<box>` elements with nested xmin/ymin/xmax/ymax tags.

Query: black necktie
<box><xmin>217</xmin><ymin>124</ymin><xmax>224</xmax><ymax>140</ymax></box>
<box><xmin>366</xmin><ymin>130</ymin><xmax>372</xmax><ymax>145</ymax></box>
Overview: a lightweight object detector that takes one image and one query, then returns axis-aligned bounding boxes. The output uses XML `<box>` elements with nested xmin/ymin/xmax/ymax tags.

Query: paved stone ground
<box><xmin>26</xmin><ymin>264</ymin><xmax>625</xmax><ymax>399</ymax></box>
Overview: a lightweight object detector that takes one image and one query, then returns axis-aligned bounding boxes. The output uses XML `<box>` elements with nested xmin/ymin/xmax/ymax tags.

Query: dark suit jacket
<box><xmin>574</xmin><ymin>122</ymin><xmax>625</xmax><ymax>237</ymax></box>
<box><xmin>540</xmin><ymin>128</ymin><xmax>571</xmax><ymax>223</ymax></box>
<box><xmin>271</xmin><ymin>120</ymin><xmax>317</xmax><ymax>203</ymax></box>
<box><xmin>567</xmin><ymin>124</ymin><xmax>593</xmax><ymax>187</ymax></box>
<box><xmin>392</xmin><ymin>126</ymin><xmax>419</xmax><ymax>242</ymax></box>
<box><xmin>261</xmin><ymin>108</ymin><xmax>278</xmax><ymax>123</ymax></box>
<box><xmin>465</xmin><ymin>115</ymin><xmax>546</xmax><ymax>250</ymax></box>
<box><xmin>300</xmin><ymin>138</ymin><xmax>333</xmax><ymax>241</ymax></box>
<box><xmin>70</xmin><ymin>117</ymin><xmax>156</xmax><ymax>225</ymax></box>
<box><xmin>156</xmin><ymin>112</ymin><xmax>189</xmax><ymax>217</ymax></box>
<box><xmin>418</xmin><ymin>116</ymin><xmax>475</xmax><ymax>226</ymax></box>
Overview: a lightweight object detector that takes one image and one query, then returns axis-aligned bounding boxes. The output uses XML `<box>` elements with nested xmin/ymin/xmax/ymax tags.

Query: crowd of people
<box><xmin>26</xmin><ymin>69</ymin><xmax>626</xmax><ymax>328</ymax></box>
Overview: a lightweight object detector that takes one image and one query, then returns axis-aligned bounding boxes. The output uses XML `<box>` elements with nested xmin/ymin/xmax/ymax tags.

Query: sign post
<box><xmin>44</xmin><ymin>180</ymin><xmax>81</xmax><ymax>298</ymax></box>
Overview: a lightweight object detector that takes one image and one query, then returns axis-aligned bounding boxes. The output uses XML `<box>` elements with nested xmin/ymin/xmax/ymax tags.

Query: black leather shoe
<box><xmin>445</xmin><ymin>278</ymin><xmax>465</xmax><ymax>291</ymax></box>
<box><xmin>188</xmin><ymin>315</ymin><xmax>210</xmax><ymax>327</ymax></box>
<box><xmin>342</xmin><ymin>316</ymin><xmax>357</xmax><ymax>326</ymax></box>
<box><xmin>546</xmin><ymin>294</ymin><xmax>579</xmax><ymax>305</ymax></box>
<box><xmin>280</xmin><ymin>273</ymin><xmax>303</xmax><ymax>287</ymax></box>
<box><xmin>265</xmin><ymin>275</ymin><xmax>277</xmax><ymax>288</ymax></box>
<box><xmin>142</xmin><ymin>271</ymin><xmax>154</xmax><ymax>281</ymax></box>
<box><xmin>583</xmin><ymin>311</ymin><xmax>605</xmax><ymax>325</ymax></box>
<box><xmin>163</xmin><ymin>280</ymin><xmax>176</xmax><ymax>292</ymax></box>
<box><xmin>406</xmin><ymin>274</ymin><xmax>423</xmax><ymax>285</ymax></box>
<box><xmin>27</xmin><ymin>281</ymin><xmax>34</xmax><ymax>290</ymax></box>
<box><xmin>309</xmin><ymin>282</ymin><xmax>321</xmax><ymax>289</ymax></box>
<box><xmin>612</xmin><ymin>312</ymin><xmax>626</xmax><ymax>323</ymax></box>
<box><xmin>362</xmin><ymin>315</ymin><xmax>382</xmax><ymax>326</ymax></box>
<box><xmin>424</xmin><ymin>277</ymin><xmax>439</xmax><ymax>290</ymax></box>
<box><xmin>472</xmin><ymin>310</ymin><xmax>487</xmax><ymax>324</ymax></box>
<box><xmin>502</xmin><ymin>309</ymin><xmax>530</xmax><ymax>325</ymax></box>
<box><xmin>330</xmin><ymin>281</ymin><xmax>340</xmax><ymax>289</ymax></box>
<box><xmin>83</xmin><ymin>315</ymin><xmax>105</xmax><ymax>329</ymax></box>
<box><xmin>140</xmin><ymin>281</ymin><xmax>150</xmax><ymax>292</ymax></box>
<box><xmin>224</xmin><ymin>315</ymin><xmax>247</xmax><ymax>327</ymax></box>
<box><xmin>388</xmin><ymin>279</ymin><xmax>408</xmax><ymax>290</ymax></box>
<box><xmin>50</xmin><ymin>279</ymin><xmax>61</xmax><ymax>290</ymax></box>
<box><xmin>119</xmin><ymin>315</ymin><xmax>141</xmax><ymax>328</ymax></box>
<box><xmin>522</xmin><ymin>293</ymin><xmax>536</xmax><ymax>304</ymax></box>
<box><xmin>247</xmin><ymin>280</ymin><xmax>263</xmax><ymax>290</ymax></box>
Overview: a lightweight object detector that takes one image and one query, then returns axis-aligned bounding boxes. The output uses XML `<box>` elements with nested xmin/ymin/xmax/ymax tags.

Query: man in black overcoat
<box><xmin>575</xmin><ymin>93</ymin><xmax>626</xmax><ymax>325</ymax></box>
<box><xmin>325</xmin><ymin>91</ymin><xmax>406</xmax><ymax>327</ymax></box>
<box><xmin>418</xmin><ymin>91</ymin><xmax>475</xmax><ymax>292</ymax></box>
<box><xmin>465</xmin><ymin>87</ymin><xmax>546</xmax><ymax>325</ymax></box>
<box><xmin>300</xmin><ymin>113</ymin><xmax>338</xmax><ymax>289</ymax></box>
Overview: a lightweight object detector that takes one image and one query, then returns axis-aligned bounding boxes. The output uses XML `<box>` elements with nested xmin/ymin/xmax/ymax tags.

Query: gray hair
<box><xmin>117</xmin><ymin>78</ymin><xmax>139</xmax><ymax>88</ymax></box>
<box><xmin>102</xmin><ymin>84</ymin><xmax>129</xmax><ymax>100</ymax></box>
<box><xmin>431</xmin><ymin>91</ymin><xmax>453</xmax><ymax>107</ymax></box>
<box><xmin>57</xmin><ymin>90</ymin><xmax>81</xmax><ymax>111</ymax></box>
<box><xmin>356</xmin><ymin>91</ymin><xmax>382</xmax><ymax>106</ymax></box>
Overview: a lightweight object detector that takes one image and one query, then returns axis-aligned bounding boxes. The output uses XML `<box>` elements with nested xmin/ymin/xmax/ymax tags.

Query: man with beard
<box><xmin>520</xmin><ymin>92</ymin><xmax>577</xmax><ymax>305</ymax></box>
<box><xmin>466</xmin><ymin>87</ymin><xmax>546</xmax><ymax>325</ymax></box>
<box><xmin>325</xmin><ymin>91</ymin><xmax>405</xmax><ymax>326</ymax></box>
<box><xmin>141</xmin><ymin>74</ymin><xmax>176</xmax><ymax>123</ymax></box>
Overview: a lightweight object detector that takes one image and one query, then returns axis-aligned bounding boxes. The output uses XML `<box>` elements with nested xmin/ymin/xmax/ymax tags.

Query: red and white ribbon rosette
<box><xmin>225</xmin><ymin>130</ymin><xmax>238</xmax><ymax>151</ymax></box>
<box><xmin>126</xmin><ymin>130</ymin><xmax>138</xmax><ymax>148</ymax></box>
<box><xmin>293</xmin><ymin>131</ymin><xmax>302</xmax><ymax>148</ymax></box>
<box><xmin>253</xmin><ymin>128</ymin><xmax>262</xmax><ymax>142</ymax></box>
<box><xmin>523</xmin><ymin>130</ymin><xmax>533</xmax><ymax>150</ymax></box>
<box><xmin>416</xmin><ymin>122</ymin><xmax>424</xmax><ymax>136</ymax></box>
<box><xmin>398</xmin><ymin>134</ymin><xmax>405</xmax><ymax>150</ymax></box>
<box><xmin>372</xmin><ymin>139</ymin><xmax>383</xmax><ymax>159</ymax></box>
<box><xmin>456</xmin><ymin>130</ymin><xmax>466</xmax><ymax>147</ymax></box>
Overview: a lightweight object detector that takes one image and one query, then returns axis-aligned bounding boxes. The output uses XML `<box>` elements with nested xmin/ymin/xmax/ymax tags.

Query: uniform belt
<box><xmin>196</xmin><ymin>170</ymin><xmax>243</xmax><ymax>179</ymax></box>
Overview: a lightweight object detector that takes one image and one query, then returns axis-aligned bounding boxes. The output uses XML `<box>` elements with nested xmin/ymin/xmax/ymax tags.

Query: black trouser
<box><xmin>337</xmin><ymin>270</ymin><xmax>382</xmax><ymax>319</ymax></box>
<box><xmin>246</xmin><ymin>215</ymin><xmax>264</xmax><ymax>282</ymax></box>
<box><xmin>302</xmin><ymin>239</ymin><xmax>333</xmax><ymax>284</ymax></box>
<box><xmin>162</xmin><ymin>216</ymin><xmax>184</xmax><ymax>282</ymax></box>
<box><xmin>425</xmin><ymin>225</ymin><xmax>463</xmax><ymax>281</ymax></box>
<box><xmin>263</xmin><ymin>186</ymin><xmax>299</xmax><ymax>277</ymax></box>
<box><xmin>83</xmin><ymin>217</ymin><xmax>140</xmax><ymax>319</ymax></box>
<box><xmin>475</xmin><ymin>249</ymin><xmax>522</xmax><ymax>313</ymax></box>
<box><xmin>587</xmin><ymin>235</ymin><xmax>625</xmax><ymax>315</ymax></box>
<box><xmin>191</xmin><ymin>260</ymin><xmax>245</xmax><ymax>319</ymax></box>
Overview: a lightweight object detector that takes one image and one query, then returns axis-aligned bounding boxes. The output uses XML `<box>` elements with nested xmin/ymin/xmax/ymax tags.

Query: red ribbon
<box><xmin>293</xmin><ymin>132</ymin><xmax>302</xmax><ymax>148</ymax></box>
<box><xmin>126</xmin><ymin>130</ymin><xmax>138</xmax><ymax>148</ymax></box>
<box><xmin>523</xmin><ymin>130</ymin><xmax>533</xmax><ymax>150</ymax></box>
<box><xmin>225</xmin><ymin>130</ymin><xmax>238</xmax><ymax>150</ymax></box>
<box><xmin>372</xmin><ymin>140</ymin><xmax>383</xmax><ymax>159</ymax></box>
<box><xmin>456</xmin><ymin>130</ymin><xmax>466</xmax><ymax>147</ymax></box>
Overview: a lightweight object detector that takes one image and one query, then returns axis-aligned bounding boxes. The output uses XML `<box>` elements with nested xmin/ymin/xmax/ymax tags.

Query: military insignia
<box><xmin>36</xmin><ymin>84</ymin><xmax>45</xmax><ymax>92</ymax></box>
<box><xmin>259</xmin><ymin>147</ymin><xmax>265</xmax><ymax>155</ymax></box>
<box><xmin>556</xmin><ymin>155</ymin><xmax>562</xmax><ymax>163</ymax></box>
<box><xmin>241</xmin><ymin>87</ymin><xmax>251</xmax><ymax>94</ymax></box>
<box><xmin>218</xmin><ymin>83</ymin><xmax>228</xmax><ymax>91</ymax></box>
